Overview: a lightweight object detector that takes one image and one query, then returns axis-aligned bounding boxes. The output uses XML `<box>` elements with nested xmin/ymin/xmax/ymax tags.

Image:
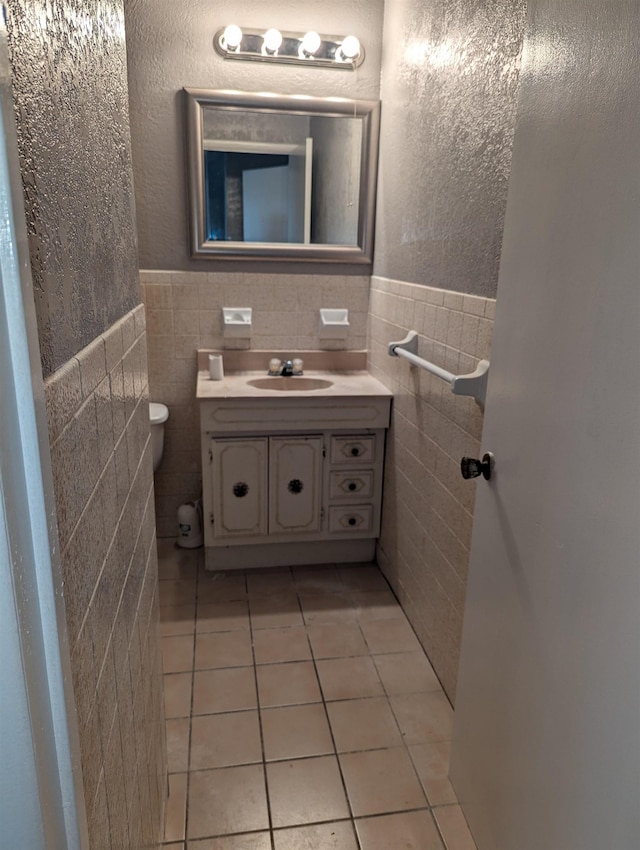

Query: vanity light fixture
<box><xmin>300</xmin><ymin>30</ymin><xmax>321</xmax><ymax>57</ymax></box>
<box><xmin>214</xmin><ymin>26</ymin><xmax>365</xmax><ymax>69</ymax></box>
<box><xmin>337</xmin><ymin>35</ymin><xmax>361</xmax><ymax>62</ymax></box>
<box><xmin>262</xmin><ymin>28</ymin><xmax>283</xmax><ymax>54</ymax></box>
<box><xmin>221</xmin><ymin>24</ymin><xmax>243</xmax><ymax>51</ymax></box>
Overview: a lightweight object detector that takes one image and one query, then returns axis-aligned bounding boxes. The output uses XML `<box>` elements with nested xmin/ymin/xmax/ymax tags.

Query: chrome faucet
<box><xmin>268</xmin><ymin>357</ymin><xmax>304</xmax><ymax>376</ymax></box>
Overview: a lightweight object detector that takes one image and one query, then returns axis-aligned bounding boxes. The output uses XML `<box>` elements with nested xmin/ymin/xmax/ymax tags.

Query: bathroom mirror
<box><xmin>184</xmin><ymin>89</ymin><xmax>380</xmax><ymax>264</ymax></box>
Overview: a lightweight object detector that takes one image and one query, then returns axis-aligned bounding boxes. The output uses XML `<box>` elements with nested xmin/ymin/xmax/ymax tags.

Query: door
<box><xmin>288</xmin><ymin>137</ymin><xmax>313</xmax><ymax>243</ymax></box>
<box><xmin>450</xmin><ymin>4</ymin><xmax>640</xmax><ymax>850</ymax></box>
<box><xmin>211</xmin><ymin>438</ymin><xmax>268</xmax><ymax>538</ymax></box>
<box><xmin>0</xmin><ymin>15</ymin><xmax>87</xmax><ymax>847</ymax></box>
<box><xmin>269</xmin><ymin>436</ymin><xmax>322</xmax><ymax>534</ymax></box>
<box><xmin>242</xmin><ymin>165</ymin><xmax>289</xmax><ymax>241</ymax></box>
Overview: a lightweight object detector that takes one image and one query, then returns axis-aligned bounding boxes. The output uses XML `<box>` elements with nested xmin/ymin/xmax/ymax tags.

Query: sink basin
<box><xmin>247</xmin><ymin>377</ymin><xmax>334</xmax><ymax>392</ymax></box>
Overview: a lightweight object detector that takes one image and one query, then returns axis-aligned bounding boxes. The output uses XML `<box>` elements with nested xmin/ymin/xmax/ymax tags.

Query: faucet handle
<box><xmin>268</xmin><ymin>358</ymin><xmax>282</xmax><ymax>376</ymax></box>
<box><xmin>293</xmin><ymin>358</ymin><xmax>304</xmax><ymax>375</ymax></box>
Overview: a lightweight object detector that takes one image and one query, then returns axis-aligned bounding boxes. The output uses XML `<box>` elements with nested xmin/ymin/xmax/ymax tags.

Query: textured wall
<box><xmin>368</xmin><ymin>277</ymin><xmax>494</xmax><ymax>700</ymax></box>
<box><xmin>124</xmin><ymin>0</ymin><xmax>384</xmax><ymax>272</ymax></box>
<box><xmin>310</xmin><ymin>116</ymin><xmax>362</xmax><ymax>245</ymax></box>
<box><xmin>141</xmin><ymin>270</ymin><xmax>369</xmax><ymax>538</ymax></box>
<box><xmin>374</xmin><ymin>0</ymin><xmax>527</xmax><ymax>297</ymax></box>
<box><xmin>6</xmin><ymin>0</ymin><xmax>139</xmax><ymax>376</ymax></box>
<box><xmin>202</xmin><ymin>110</ymin><xmax>310</xmax><ymax>144</ymax></box>
<box><xmin>45</xmin><ymin>308</ymin><xmax>165</xmax><ymax>849</ymax></box>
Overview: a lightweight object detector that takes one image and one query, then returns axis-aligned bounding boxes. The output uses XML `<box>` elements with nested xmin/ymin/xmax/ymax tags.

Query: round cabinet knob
<box><xmin>348</xmin><ymin>482</ymin><xmax>357</xmax><ymax>492</ymax></box>
<box><xmin>288</xmin><ymin>478</ymin><xmax>304</xmax><ymax>494</ymax></box>
<box><xmin>460</xmin><ymin>453</ymin><xmax>494</xmax><ymax>481</ymax></box>
<box><xmin>348</xmin><ymin>517</ymin><xmax>357</xmax><ymax>526</ymax></box>
<box><xmin>351</xmin><ymin>447</ymin><xmax>360</xmax><ymax>456</ymax></box>
<box><xmin>233</xmin><ymin>481</ymin><xmax>249</xmax><ymax>497</ymax></box>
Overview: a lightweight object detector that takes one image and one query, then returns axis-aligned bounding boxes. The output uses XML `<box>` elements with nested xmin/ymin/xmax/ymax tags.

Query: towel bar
<box><xmin>388</xmin><ymin>331</ymin><xmax>489</xmax><ymax>405</ymax></box>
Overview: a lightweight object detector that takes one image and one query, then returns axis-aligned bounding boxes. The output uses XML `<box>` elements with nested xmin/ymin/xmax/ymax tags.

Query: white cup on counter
<box><xmin>209</xmin><ymin>354</ymin><xmax>224</xmax><ymax>381</ymax></box>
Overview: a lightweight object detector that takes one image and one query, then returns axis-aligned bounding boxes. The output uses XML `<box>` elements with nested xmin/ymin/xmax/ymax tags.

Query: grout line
<box><xmin>181</xmin><ymin>805</ymin><xmax>445</xmax><ymax>844</ymax></box>
<box><xmin>431</xmin><ymin>804</ymin><xmax>454</xmax><ymax>850</ymax></box>
<box><xmin>178</xmin><ymin>548</ymin><xmax>203</xmax><ymax>845</ymax></box>
<box><xmin>246</xmin><ymin>567</ymin><xmax>280</xmax><ymax>850</ymax></box>
<box><xmin>166</xmin><ymin>678</ymin><xmax>441</xmax><ymax>721</ymax></box>
<box><xmin>165</xmin><ymin>740</ymin><xmax>445</xmax><ymax>774</ymax></box>
<box><xmin>295</xmin><ymin>572</ymin><xmax>364</xmax><ymax>850</ymax></box>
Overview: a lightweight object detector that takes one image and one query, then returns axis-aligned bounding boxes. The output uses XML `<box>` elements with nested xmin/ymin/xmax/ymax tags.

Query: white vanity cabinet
<box><xmin>198</xmin><ymin>372</ymin><xmax>392</xmax><ymax>570</ymax></box>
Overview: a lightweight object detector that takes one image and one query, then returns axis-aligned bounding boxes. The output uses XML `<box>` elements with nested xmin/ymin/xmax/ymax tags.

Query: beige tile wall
<box><xmin>367</xmin><ymin>277</ymin><xmax>495</xmax><ymax>702</ymax></box>
<box><xmin>140</xmin><ymin>270</ymin><xmax>370</xmax><ymax>537</ymax></box>
<box><xmin>45</xmin><ymin>305</ymin><xmax>166</xmax><ymax>849</ymax></box>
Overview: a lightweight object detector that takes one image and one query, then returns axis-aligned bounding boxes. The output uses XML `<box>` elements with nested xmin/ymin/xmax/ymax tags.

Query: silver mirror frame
<box><xmin>184</xmin><ymin>88</ymin><xmax>380</xmax><ymax>264</ymax></box>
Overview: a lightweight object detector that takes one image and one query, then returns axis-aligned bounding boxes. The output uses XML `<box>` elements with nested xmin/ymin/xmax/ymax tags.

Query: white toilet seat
<box><xmin>149</xmin><ymin>402</ymin><xmax>169</xmax><ymax>425</ymax></box>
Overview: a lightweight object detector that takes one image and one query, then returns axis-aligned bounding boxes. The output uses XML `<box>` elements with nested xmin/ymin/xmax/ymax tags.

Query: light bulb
<box><xmin>263</xmin><ymin>28</ymin><xmax>283</xmax><ymax>52</ymax></box>
<box><xmin>301</xmin><ymin>30</ymin><xmax>321</xmax><ymax>55</ymax></box>
<box><xmin>340</xmin><ymin>35</ymin><xmax>361</xmax><ymax>59</ymax></box>
<box><xmin>222</xmin><ymin>24</ymin><xmax>242</xmax><ymax>50</ymax></box>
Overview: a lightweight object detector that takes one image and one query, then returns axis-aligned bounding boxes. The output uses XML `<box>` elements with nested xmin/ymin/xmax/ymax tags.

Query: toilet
<box><xmin>149</xmin><ymin>402</ymin><xmax>169</xmax><ymax>472</ymax></box>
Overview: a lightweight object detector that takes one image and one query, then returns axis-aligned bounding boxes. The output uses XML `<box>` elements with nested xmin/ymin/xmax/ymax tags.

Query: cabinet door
<box><xmin>211</xmin><ymin>438</ymin><xmax>268</xmax><ymax>538</ymax></box>
<box><xmin>269</xmin><ymin>436</ymin><xmax>322</xmax><ymax>535</ymax></box>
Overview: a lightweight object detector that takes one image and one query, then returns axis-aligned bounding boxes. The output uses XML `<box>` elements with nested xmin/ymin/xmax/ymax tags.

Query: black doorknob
<box><xmin>288</xmin><ymin>478</ymin><xmax>304</xmax><ymax>494</ymax></box>
<box><xmin>460</xmin><ymin>453</ymin><xmax>494</xmax><ymax>481</ymax></box>
<box><xmin>233</xmin><ymin>481</ymin><xmax>249</xmax><ymax>497</ymax></box>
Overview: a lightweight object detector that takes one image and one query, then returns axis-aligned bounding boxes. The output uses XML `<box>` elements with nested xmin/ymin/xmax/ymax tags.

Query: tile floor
<box><xmin>158</xmin><ymin>540</ymin><xmax>477</xmax><ymax>850</ymax></box>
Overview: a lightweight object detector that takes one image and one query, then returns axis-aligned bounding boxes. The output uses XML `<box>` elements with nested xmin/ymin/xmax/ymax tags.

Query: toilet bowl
<box><xmin>149</xmin><ymin>402</ymin><xmax>169</xmax><ymax>472</ymax></box>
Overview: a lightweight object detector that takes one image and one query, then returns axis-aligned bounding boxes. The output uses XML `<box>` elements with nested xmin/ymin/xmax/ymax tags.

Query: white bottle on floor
<box><xmin>177</xmin><ymin>501</ymin><xmax>203</xmax><ymax>548</ymax></box>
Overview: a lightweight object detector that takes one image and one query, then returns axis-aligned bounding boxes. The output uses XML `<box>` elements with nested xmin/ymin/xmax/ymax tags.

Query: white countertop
<box><xmin>196</xmin><ymin>369</ymin><xmax>393</xmax><ymax>401</ymax></box>
<box><xmin>195</xmin><ymin>349</ymin><xmax>392</xmax><ymax>403</ymax></box>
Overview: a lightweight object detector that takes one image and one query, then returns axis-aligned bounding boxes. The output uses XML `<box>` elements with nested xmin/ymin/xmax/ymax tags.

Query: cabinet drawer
<box><xmin>330</xmin><ymin>435</ymin><xmax>376</xmax><ymax>464</ymax></box>
<box><xmin>328</xmin><ymin>505</ymin><xmax>373</xmax><ymax>534</ymax></box>
<box><xmin>329</xmin><ymin>470</ymin><xmax>375</xmax><ymax>500</ymax></box>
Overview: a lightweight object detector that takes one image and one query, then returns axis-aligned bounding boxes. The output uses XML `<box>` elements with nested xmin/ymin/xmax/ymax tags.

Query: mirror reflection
<box><xmin>202</xmin><ymin>110</ymin><xmax>362</xmax><ymax>245</ymax></box>
<box><xmin>185</xmin><ymin>90</ymin><xmax>380</xmax><ymax>264</ymax></box>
